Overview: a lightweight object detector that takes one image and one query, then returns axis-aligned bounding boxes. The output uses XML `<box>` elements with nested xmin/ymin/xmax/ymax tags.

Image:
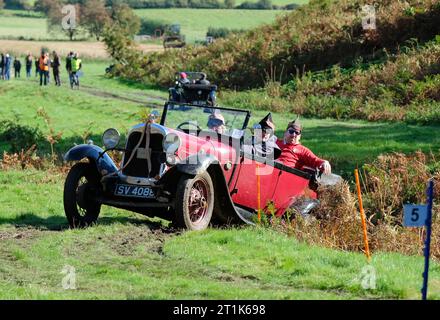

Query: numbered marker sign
<box><xmin>403</xmin><ymin>205</ymin><xmax>428</xmax><ymax>227</ymax></box>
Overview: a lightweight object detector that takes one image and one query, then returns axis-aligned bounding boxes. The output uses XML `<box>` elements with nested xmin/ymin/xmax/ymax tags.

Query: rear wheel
<box><xmin>63</xmin><ymin>162</ymin><xmax>102</xmax><ymax>228</ymax></box>
<box><xmin>174</xmin><ymin>172</ymin><xmax>214</xmax><ymax>230</ymax></box>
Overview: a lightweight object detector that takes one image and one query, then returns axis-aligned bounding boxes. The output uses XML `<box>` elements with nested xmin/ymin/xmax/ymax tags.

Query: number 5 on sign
<box><xmin>403</xmin><ymin>205</ymin><xmax>428</xmax><ymax>227</ymax></box>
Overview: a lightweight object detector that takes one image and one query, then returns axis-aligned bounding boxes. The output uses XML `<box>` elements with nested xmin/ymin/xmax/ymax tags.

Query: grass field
<box><xmin>1</xmin><ymin>59</ymin><xmax>440</xmax><ymax>299</ymax></box>
<box><xmin>1</xmin><ymin>169</ymin><xmax>439</xmax><ymax>299</ymax></box>
<box><xmin>0</xmin><ymin>15</ymin><xmax>53</xmax><ymax>40</ymax></box>
<box><xmin>134</xmin><ymin>9</ymin><xmax>287</xmax><ymax>43</ymax></box>
<box><xmin>1</xmin><ymin>168</ymin><xmax>439</xmax><ymax>300</ymax></box>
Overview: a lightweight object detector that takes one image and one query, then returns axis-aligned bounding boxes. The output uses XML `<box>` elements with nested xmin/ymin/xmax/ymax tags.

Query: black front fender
<box><xmin>64</xmin><ymin>144</ymin><xmax>118</xmax><ymax>175</ymax></box>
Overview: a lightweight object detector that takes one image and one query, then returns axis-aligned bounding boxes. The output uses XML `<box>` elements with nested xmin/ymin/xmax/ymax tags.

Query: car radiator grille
<box><xmin>122</xmin><ymin>132</ymin><xmax>165</xmax><ymax>178</ymax></box>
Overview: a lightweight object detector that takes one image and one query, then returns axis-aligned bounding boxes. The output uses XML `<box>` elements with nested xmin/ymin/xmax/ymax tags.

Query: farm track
<box><xmin>80</xmin><ymin>84</ymin><xmax>166</xmax><ymax>107</ymax></box>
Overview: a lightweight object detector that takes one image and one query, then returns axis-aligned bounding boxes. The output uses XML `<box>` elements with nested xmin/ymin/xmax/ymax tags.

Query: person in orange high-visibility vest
<box><xmin>39</xmin><ymin>52</ymin><xmax>49</xmax><ymax>86</ymax></box>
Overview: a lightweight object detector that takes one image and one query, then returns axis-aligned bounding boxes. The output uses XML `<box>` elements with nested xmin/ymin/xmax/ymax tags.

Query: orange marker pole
<box><xmin>257</xmin><ymin>163</ymin><xmax>261</xmax><ymax>223</ymax></box>
<box><xmin>354</xmin><ymin>168</ymin><xmax>371</xmax><ymax>262</ymax></box>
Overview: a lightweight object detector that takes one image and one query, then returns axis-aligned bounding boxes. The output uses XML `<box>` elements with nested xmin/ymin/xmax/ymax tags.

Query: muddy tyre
<box><xmin>174</xmin><ymin>172</ymin><xmax>214</xmax><ymax>230</ymax></box>
<box><xmin>63</xmin><ymin>162</ymin><xmax>102</xmax><ymax>228</ymax></box>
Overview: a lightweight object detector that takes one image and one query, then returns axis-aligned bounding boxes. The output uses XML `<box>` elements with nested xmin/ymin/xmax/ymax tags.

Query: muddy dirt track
<box><xmin>81</xmin><ymin>84</ymin><xmax>166</xmax><ymax>106</ymax></box>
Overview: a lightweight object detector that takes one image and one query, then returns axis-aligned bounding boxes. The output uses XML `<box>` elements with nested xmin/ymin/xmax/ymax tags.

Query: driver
<box><xmin>276</xmin><ymin>117</ymin><xmax>331</xmax><ymax>175</ymax></box>
<box><xmin>207</xmin><ymin>110</ymin><xmax>226</xmax><ymax>134</ymax></box>
<box><xmin>178</xmin><ymin>72</ymin><xmax>190</xmax><ymax>85</ymax></box>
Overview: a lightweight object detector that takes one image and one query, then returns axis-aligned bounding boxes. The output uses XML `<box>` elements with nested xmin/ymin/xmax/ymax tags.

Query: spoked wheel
<box><xmin>63</xmin><ymin>162</ymin><xmax>102</xmax><ymax>228</ymax></box>
<box><xmin>174</xmin><ymin>172</ymin><xmax>214</xmax><ymax>230</ymax></box>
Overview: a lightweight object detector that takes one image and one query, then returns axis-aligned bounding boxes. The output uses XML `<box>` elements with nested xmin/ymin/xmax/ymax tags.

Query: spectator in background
<box><xmin>25</xmin><ymin>53</ymin><xmax>33</xmax><ymax>78</ymax></box>
<box><xmin>0</xmin><ymin>53</ymin><xmax>4</xmax><ymax>80</ymax></box>
<box><xmin>52</xmin><ymin>51</ymin><xmax>61</xmax><ymax>86</ymax></box>
<box><xmin>66</xmin><ymin>51</ymin><xmax>73</xmax><ymax>85</ymax></box>
<box><xmin>38</xmin><ymin>51</ymin><xmax>49</xmax><ymax>86</ymax></box>
<box><xmin>70</xmin><ymin>52</ymin><xmax>82</xmax><ymax>89</ymax></box>
<box><xmin>13</xmin><ymin>57</ymin><xmax>21</xmax><ymax>78</ymax></box>
<box><xmin>35</xmin><ymin>58</ymin><xmax>39</xmax><ymax>77</ymax></box>
<box><xmin>4</xmin><ymin>53</ymin><xmax>11</xmax><ymax>80</ymax></box>
<box><xmin>46</xmin><ymin>52</ymin><xmax>51</xmax><ymax>84</ymax></box>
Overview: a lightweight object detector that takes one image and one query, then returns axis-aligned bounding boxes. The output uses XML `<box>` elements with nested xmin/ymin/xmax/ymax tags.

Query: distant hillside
<box><xmin>135</xmin><ymin>0</ymin><xmax>440</xmax><ymax>89</ymax></box>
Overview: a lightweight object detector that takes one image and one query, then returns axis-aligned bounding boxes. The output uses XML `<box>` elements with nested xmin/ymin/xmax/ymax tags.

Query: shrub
<box><xmin>265</xmin><ymin>151</ymin><xmax>440</xmax><ymax>260</ymax></box>
<box><xmin>237</xmin><ymin>0</ymin><xmax>272</xmax><ymax>9</ymax></box>
<box><xmin>206</xmin><ymin>27</ymin><xmax>244</xmax><ymax>39</ymax></box>
<box><xmin>0</xmin><ymin>120</ymin><xmax>45</xmax><ymax>153</ymax></box>
<box><xmin>138</xmin><ymin>18</ymin><xmax>169</xmax><ymax>36</ymax></box>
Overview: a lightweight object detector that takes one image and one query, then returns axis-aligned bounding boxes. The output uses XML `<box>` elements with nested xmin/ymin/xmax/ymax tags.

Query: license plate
<box><xmin>114</xmin><ymin>184</ymin><xmax>155</xmax><ymax>198</ymax></box>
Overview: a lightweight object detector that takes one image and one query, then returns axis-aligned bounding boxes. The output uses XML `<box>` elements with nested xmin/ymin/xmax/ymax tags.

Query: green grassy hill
<box><xmin>137</xmin><ymin>0</ymin><xmax>440</xmax><ymax>88</ymax></box>
<box><xmin>110</xmin><ymin>0</ymin><xmax>440</xmax><ymax>123</ymax></box>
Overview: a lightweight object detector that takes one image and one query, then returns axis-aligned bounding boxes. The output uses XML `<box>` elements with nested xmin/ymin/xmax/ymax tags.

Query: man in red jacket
<box><xmin>276</xmin><ymin>117</ymin><xmax>331</xmax><ymax>175</ymax></box>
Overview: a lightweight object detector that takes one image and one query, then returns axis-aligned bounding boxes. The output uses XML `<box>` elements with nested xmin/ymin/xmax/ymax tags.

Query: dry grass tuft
<box><xmin>0</xmin><ymin>145</ymin><xmax>44</xmax><ymax>170</ymax></box>
<box><xmin>269</xmin><ymin>151</ymin><xmax>440</xmax><ymax>260</ymax></box>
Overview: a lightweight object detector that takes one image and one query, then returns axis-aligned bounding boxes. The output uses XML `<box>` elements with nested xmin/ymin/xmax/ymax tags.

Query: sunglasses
<box><xmin>288</xmin><ymin>128</ymin><xmax>301</xmax><ymax>135</ymax></box>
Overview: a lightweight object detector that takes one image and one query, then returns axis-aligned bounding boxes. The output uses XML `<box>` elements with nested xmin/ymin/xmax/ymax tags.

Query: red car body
<box><xmin>63</xmin><ymin>102</ymin><xmax>318</xmax><ymax>230</ymax></box>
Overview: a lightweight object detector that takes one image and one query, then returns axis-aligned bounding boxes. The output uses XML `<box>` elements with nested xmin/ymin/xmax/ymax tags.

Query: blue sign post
<box><xmin>421</xmin><ymin>180</ymin><xmax>434</xmax><ymax>301</ymax></box>
<box><xmin>403</xmin><ymin>180</ymin><xmax>434</xmax><ymax>300</ymax></box>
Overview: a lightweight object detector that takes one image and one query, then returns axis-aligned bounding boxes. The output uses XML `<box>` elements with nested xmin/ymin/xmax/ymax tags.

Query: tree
<box><xmin>35</xmin><ymin>0</ymin><xmax>62</xmax><ymax>14</ymax></box>
<box><xmin>257</xmin><ymin>0</ymin><xmax>272</xmax><ymax>9</ymax></box>
<box><xmin>109</xmin><ymin>3</ymin><xmax>141</xmax><ymax>37</ymax></box>
<box><xmin>224</xmin><ymin>0</ymin><xmax>235</xmax><ymax>9</ymax></box>
<box><xmin>81</xmin><ymin>0</ymin><xmax>110</xmax><ymax>40</ymax></box>
<box><xmin>20</xmin><ymin>0</ymin><xmax>33</xmax><ymax>10</ymax></box>
<box><xmin>0</xmin><ymin>0</ymin><xmax>4</xmax><ymax>10</ymax></box>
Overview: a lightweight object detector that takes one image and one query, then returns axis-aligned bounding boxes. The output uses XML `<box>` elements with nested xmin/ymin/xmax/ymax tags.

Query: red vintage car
<box><xmin>63</xmin><ymin>102</ymin><xmax>328</xmax><ymax>230</ymax></box>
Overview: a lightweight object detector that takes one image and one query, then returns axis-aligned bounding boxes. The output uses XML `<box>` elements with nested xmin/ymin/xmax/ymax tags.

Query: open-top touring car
<box><xmin>168</xmin><ymin>72</ymin><xmax>217</xmax><ymax>107</ymax></box>
<box><xmin>63</xmin><ymin>101</ymin><xmax>336</xmax><ymax>230</ymax></box>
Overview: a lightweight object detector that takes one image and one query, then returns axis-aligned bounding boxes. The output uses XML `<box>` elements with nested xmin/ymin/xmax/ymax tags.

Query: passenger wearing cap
<box><xmin>244</xmin><ymin>113</ymin><xmax>280</xmax><ymax>159</ymax></box>
<box><xmin>207</xmin><ymin>111</ymin><xmax>226</xmax><ymax>134</ymax></box>
<box><xmin>276</xmin><ymin>117</ymin><xmax>331</xmax><ymax>175</ymax></box>
<box><xmin>195</xmin><ymin>73</ymin><xmax>210</xmax><ymax>85</ymax></box>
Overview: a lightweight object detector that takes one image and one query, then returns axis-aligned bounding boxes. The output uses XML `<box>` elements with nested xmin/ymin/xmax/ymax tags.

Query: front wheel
<box><xmin>174</xmin><ymin>172</ymin><xmax>214</xmax><ymax>230</ymax></box>
<box><xmin>63</xmin><ymin>162</ymin><xmax>102</xmax><ymax>228</ymax></box>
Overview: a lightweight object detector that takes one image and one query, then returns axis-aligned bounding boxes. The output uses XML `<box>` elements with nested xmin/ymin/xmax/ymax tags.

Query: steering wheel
<box><xmin>176</xmin><ymin>121</ymin><xmax>202</xmax><ymax>132</ymax></box>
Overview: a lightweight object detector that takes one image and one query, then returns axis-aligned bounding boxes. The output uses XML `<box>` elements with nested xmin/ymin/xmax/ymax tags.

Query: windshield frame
<box><xmin>160</xmin><ymin>102</ymin><xmax>251</xmax><ymax>132</ymax></box>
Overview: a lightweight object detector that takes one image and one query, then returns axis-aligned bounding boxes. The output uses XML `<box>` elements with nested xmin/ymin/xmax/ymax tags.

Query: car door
<box><xmin>269</xmin><ymin>162</ymin><xmax>317</xmax><ymax>216</ymax></box>
<box><xmin>230</xmin><ymin>153</ymin><xmax>281</xmax><ymax>212</ymax></box>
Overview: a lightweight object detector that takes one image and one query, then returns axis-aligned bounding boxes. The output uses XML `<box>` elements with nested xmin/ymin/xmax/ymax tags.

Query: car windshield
<box><xmin>162</xmin><ymin>103</ymin><xmax>250</xmax><ymax>138</ymax></box>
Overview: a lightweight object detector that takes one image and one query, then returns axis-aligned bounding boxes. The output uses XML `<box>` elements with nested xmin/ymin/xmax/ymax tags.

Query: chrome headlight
<box><xmin>102</xmin><ymin>128</ymin><xmax>120</xmax><ymax>149</ymax></box>
<box><xmin>162</xmin><ymin>133</ymin><xmax>181</xmax><ymax>154</ymax></box>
